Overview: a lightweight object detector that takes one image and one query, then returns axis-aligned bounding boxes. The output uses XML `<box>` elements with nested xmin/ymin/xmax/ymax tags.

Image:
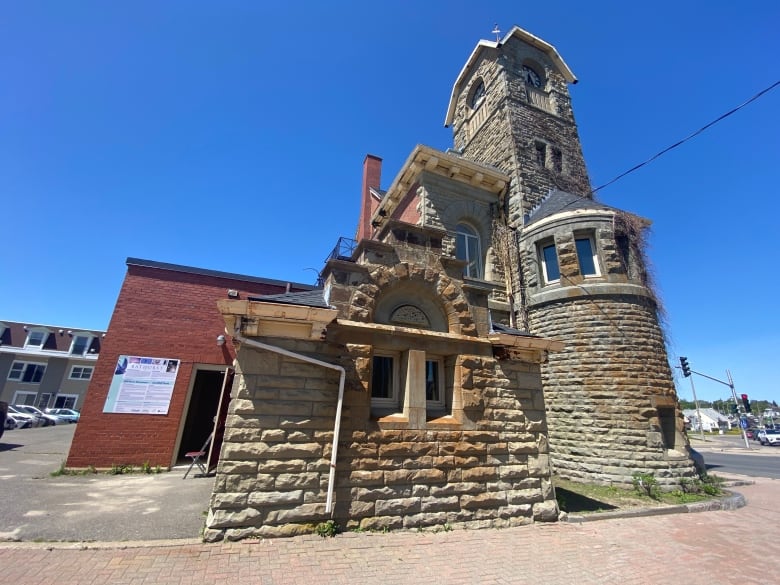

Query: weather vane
<box><xmin>492</xmin><ymin>24</ymin><xmax>501</xmax><ymax>42</ymax></box>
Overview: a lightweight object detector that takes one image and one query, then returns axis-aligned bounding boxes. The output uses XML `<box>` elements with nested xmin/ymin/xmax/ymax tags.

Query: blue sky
<box><xmin>2</xmin><ymin>1</ymin><xmax>778</xmax><ymax>404</ymax></box>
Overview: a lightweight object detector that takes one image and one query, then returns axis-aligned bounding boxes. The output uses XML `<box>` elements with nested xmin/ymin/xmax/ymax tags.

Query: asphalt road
<box><xmin>0</xmin><ymin>424</ymin><xmax>214</xmax><ymax>542</ymax></box>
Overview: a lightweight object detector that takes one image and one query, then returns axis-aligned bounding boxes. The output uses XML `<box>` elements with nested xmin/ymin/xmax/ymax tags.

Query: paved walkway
<box><xmin>2</xmin><ymin>476</ymin><xmax>778</xmax><ymax>585</ymax></box>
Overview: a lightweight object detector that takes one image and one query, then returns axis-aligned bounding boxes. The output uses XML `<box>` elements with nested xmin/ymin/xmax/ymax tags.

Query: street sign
<box><xmin>740</xmin><ymin>418</ymin><xmax>748</xmax><ymax>429</ymax></box>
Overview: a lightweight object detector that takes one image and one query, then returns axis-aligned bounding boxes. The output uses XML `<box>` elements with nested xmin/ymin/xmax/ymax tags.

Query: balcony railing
<box><xmin>326</xmin><ymin>237</ymin><xmax>357</xmax><ymax>263</ymax></box>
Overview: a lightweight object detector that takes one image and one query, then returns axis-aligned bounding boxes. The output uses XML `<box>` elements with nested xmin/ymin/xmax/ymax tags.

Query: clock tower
<box><xmin>445</xmin><ymin>27</ymin><xmax>697</xmax><ymax>488</ymax></box>
<box><xmin>445</xmin><ymin>27</ymin><xmax>591</xmax><ymax>226</ymax></box>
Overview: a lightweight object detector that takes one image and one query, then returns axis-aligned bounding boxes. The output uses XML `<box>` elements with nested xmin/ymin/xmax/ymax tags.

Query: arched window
<box><xmin>456</xmin><ymin>223</ymin><xmax>482</xmax><ymax>278</ymax></box>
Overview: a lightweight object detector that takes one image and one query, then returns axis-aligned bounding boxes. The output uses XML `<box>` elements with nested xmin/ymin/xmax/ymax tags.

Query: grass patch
<box><xmin>554</xmin><ymin>475</ymin><xmax>721</xmax><ymax>514</ymax></box>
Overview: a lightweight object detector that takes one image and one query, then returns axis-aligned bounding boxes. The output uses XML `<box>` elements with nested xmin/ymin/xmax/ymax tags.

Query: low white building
<box><xmin>683</xmin><ymin>408</ymin><xmax>731</xmax><ymax>432</ymax></box>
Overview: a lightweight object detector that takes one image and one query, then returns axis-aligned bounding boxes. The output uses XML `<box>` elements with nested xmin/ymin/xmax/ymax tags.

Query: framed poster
<box><xmin>102</xmin><ymin>355</ymin><xmax>180</xmax><ymax>414</ymax></box>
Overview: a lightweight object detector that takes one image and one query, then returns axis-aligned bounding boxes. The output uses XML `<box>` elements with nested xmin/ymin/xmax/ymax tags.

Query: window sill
<box><xmin>376</xmin><ymin>413</ymin><xmax>409</xmax><ymax>430</ymax></box>
<box><xmin>427</xmin><ymin>415</ymin><xmax>463</xmax><ymax>430</ymax></box>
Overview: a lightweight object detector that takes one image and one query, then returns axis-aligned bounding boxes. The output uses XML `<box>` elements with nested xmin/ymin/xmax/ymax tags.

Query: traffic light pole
<box><xmin>688</xmin><ymin>374</ymin><xmax>705</xmax><ymax>441</ymax></box>
<box><xmin>686</xmin><ymin>367</ymin><xmax>750</xmax><ymax>449</ymax></box>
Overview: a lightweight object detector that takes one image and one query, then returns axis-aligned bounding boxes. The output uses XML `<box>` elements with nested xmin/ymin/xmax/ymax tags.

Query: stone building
<box><xmin>205</xmin><ymin>24</ymin><xmax>696</xmax><ymax>540</ymax></box>
<box><xmin>442</xmin><ymin>26</ymin><xmax>696</xmax><ymax>486</ymax></box>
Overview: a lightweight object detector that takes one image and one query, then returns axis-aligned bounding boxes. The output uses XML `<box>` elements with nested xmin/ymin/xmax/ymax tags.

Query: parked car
<box><xmin>760</xmin><ymin>429</ymin><xmax>780</xmax><ymax>446</ymax></box>
<box><xmin>13</xmin><ymin>405</ymin><xmax>59</xmax><ymax>426</ymax></box>
<box><xmin>45</xmin><ymin>408</ymin><xmax>80</xmax><ymax>423</ymax></box>
<box><xmin>7</xmin><ymin>405</ymin><xmax>42</xmax><ymax>427</ymax></box>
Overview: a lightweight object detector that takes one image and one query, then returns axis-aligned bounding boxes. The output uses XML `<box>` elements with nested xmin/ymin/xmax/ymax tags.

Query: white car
<box><xmin>760</xmin><ymin>429</ymin><xmax>780</xmax><ymax>446</ymax></box>
<box><xmin>13</xmin><ymin>405</ymin><xmax>59</xmax><ymax>426</ymax></box>
<box><xmin>45</xmin><ymin>408</ymin><xmax>80</xmax><ymax>423</ymax></box>
<box><xmin>7</xmin><ymin>405</ymin><xmax>41</xmax><ymax>428</ymax></box>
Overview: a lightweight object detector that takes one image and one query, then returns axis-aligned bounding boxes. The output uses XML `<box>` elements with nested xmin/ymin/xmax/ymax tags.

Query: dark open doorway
<box><xmin>177</xmin><ymin>369</ymin><xmax>228</xmax><ymax>466</ymax></box>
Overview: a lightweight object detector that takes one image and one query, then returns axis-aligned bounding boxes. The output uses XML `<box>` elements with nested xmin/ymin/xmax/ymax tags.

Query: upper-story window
<box><xmin>8</xmin><ymin>361</ymin><xmax>46</xmax><ymax>383</ymax></box>
<box><xmin>456</xmin><ymin>222</ymin><xmax>483</xmax><ymax>279</ymax></box>
<box><xmin>25</xmin><ymin>329</ymin><xmax>48</xmax><ymax>349</ymax></box>
<box><xmin>539</xmin><ymin>240</ymin><xmax>560</xmax><ymax>284</ymax></box>
<box><xmin>469</xmin><ymin>79</ymin><xmax>486</xmax><ymax>109</ymax></box>
<box><xmin>575</xmin><ymin>235</ymin><xmax>600</xmax><ymax>277</ymax></box>
<box><xmin>70</xmin><ymin>334</ymin><xmax>92</xmax><ymax>355</ymax></box>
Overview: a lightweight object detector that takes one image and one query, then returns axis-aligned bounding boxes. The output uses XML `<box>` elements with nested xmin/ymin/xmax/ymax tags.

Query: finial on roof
<box><xmin>492</xmin><ymin>24</ymin><xmax>501</xmax><ymax>42</ymax></box>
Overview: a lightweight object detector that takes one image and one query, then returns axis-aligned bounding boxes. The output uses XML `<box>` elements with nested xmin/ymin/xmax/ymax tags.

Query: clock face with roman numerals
<box><xmin>522</xmin><ymin>65</ymin><xmax>542</xmax><ymax>88</ymax></box>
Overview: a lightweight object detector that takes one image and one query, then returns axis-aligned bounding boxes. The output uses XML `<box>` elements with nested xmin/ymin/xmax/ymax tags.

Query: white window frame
<box><xmin>25</xmin><ymin>329</ymin><xmax>49</xmax><ymax>349</ymax></box>
<box><xmin>370</xmin><ymin>351</ymin><xmax>400</xmax><ymax>408</ymax></box>
<box><xmin>456</xmin><ymin>222</ymin><xmax>483</xmax><ymax>279</ymax></box>
<box><xmin>69</xmin><ymin>365</ymin><xmax>94</xmax><ymax>380</ymax></box>
<box><xmin>539</xmin><ymin>240</ymin><xmax>560</xmax><ymax>284</ymax></box>
<box><xmin>70</xmin><ymin>334</ymin><xmax>93</xmax><ymax>356</ymax></box>
<box><xmin>425</xmin><ymin>357</ymin><xmax>445</xmax><ymax>410</ymax></box>
<box><xmin>8</xmin><ymin>361</ymin><xmax>47</xmax><ymax>383</ymax></box>
<box><xmin>13</xmin><ymin>391</ymin><xmax>37</xmax><ymax>406</ymax></box>
<box><xmin>54</xmin><ymin>394</ymin><xmax>78</xmax><ymax>409</ymax></box>
<box><xmin>574</xmin><ymin>234</ymin><xmax>600</xmax><ymax>277</ymax></box>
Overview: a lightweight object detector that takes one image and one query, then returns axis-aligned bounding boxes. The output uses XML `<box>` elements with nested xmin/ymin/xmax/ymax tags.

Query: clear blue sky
<box><xmin>2</xmin><ymin>1</ymin><xmax>778</xmax><ymax>404</ymax></box>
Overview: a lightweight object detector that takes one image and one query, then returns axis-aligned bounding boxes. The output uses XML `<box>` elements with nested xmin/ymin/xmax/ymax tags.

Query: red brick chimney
<box><xmin>356</xmin><ymin>154</ymin><xmax>382</xmax><ymax>241</ymax></box>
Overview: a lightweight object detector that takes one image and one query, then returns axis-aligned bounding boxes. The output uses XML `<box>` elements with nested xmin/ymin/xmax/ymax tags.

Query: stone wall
<box><xmin>528</xmin><ymin>296</ymin><xmax>696</xmax><ymax>487</ymax></box>
<box><xmin>205</xmin><ymin>335</ymin><xmax>558</xmax><ymax>541</ymax></box>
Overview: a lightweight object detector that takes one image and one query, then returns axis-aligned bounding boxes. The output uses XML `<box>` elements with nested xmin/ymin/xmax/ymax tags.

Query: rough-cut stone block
<box><xmin>460</xmin><ymin>492</ymin><xmax>507</xmax><ymax>509</ymax></box>
<box><xmin>207</xmin><ymin>507</ymin><xmax>263</xmax><ymax>529</ymax></box>
<box><xmin>247</xmin><ymin>490</ymin><xmax>304</xmax><ymax>507</ymax></box>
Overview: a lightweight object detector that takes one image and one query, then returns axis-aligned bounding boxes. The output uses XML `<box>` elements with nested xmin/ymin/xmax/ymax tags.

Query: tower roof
<box><xmin>444</xmin><ymin>26</ymin><xmax>577</xmax><ymax>127</ymax></box>
<box><xmin>524</xmin><ymin>189</ymin><xmax>615</xmax><ymax>225</ymax></box>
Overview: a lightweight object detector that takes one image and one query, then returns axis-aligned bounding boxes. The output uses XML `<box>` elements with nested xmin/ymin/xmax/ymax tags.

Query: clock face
<box><xmin>522</xmin><ymin>65</ymin><xmax>542</xmax><ymax>88</ymax></box>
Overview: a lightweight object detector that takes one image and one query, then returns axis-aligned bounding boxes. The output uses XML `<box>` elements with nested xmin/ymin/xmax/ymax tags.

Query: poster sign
<box><xmin>102</xmin><ymin>355</ymin><xmax>180</xmax><ymax>414</ymax></box>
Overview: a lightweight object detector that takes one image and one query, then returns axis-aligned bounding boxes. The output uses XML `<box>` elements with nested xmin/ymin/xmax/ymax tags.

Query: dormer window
<box><xmin>25</xmin><ymin>329</ymin><xmax>48</xmax><ymax>349</ymax></box>
<box><xmin>70</xmin><ymin>334</ymin><xmax>92</xmax><ymax>356</ymax></box>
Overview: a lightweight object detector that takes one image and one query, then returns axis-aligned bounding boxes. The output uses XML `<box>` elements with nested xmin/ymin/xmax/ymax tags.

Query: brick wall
<box><xmin>66</xmin><ymin>263</ymin><xmax>309</xmax><ymax>469</ymax></box>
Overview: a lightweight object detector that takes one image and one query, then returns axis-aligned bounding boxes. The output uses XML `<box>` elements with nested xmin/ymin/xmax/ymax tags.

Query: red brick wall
<box><xmin>66</xmin><ymin>264</ymin><xmax>308</xmax><ymax>468</ymax></box>
<box><xmin>393</xmin><ymin>182</ymin><xmax>421</xmax><ymax>224</ymax></box>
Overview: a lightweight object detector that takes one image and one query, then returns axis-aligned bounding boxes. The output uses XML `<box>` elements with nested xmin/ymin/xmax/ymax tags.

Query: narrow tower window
<box><xmin>575</xmin><ymin>236</ymin><xmax>599</xmax><ymax>276</ymax></box>
<box><xmin>539</xmin><ymin>241</ymin><xmax>560</xmax><ymax>283</ymax></box>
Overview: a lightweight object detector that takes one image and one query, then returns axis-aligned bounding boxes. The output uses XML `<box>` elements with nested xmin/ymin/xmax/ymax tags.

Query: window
<box><xmin>371</xmin><ymin>353</ymin><xmax>398</xmax><ymax>407</ymax></box>
<box><xmin>469</xmin><ymin>80</ymin><xmax>486</xmax><ymax>109</ymax></box>
<box><xmin>455</xmin><ymin>223</ymin><xmax>482</xmax><ymax>278</ymax></box>
<box><xmin>54</xmin><ymin>394</ymin><xmax>77</xmax><ymax>409</ymax></box>
<box><xmin>8</xmin><ymin>361</ymin><xmax>46</xmax><ymax>383</ymax></box>
<box><xmin>425</xmin><ymin>359</ymin><xmax>444</xmax><ymax>409</ymax></box>
<box><xmin>69</xmin><ymin>365</ymin><xmax>94</xmax><ymax>380</ymax></box>
<box><xmin>13</xmin><ymin>391</ymin><xmax>37</xmax><ymax>406</ymax></box>
<box><xmin>25</xmin><ymin>330</ymin><xmax>48</xmax><ymax>348</ymax></box>
<box><xmin>535</xmin><ymin>142</ymin><xmax>547</xmax><ymax>167</ymax></box>
<box><xmin>539</xmin><ymin>241</ymin><xmax>560</xmax><ymax>283</ymax></box>
<box><xmin>70</xmin><ymin>335</ymin><xmax>91</xmax><ymax>355</ymax></box>
<box><xmin>575</xmin><ymin>236</ymin><xmax>599</xmax><ymax>276</ymax></box>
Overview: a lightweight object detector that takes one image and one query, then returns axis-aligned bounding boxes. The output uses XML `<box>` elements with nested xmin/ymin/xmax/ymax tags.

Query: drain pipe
<box><xmin>232</xmin><ymin>327</ymin><xmax>345</xmax><ymax>515</ymax></box>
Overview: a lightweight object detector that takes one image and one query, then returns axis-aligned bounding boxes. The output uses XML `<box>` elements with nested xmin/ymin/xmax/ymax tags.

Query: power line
<box><xmin>591</xmin><ymin>79</ymin><xmax>780</xmax><ymax>195</ymax></box>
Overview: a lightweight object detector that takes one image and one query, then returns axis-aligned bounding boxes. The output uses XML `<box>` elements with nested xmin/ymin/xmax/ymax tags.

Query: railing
<box><xmin>325</xmin><ymin>237</ymin><xmax>357</xmax><ymax>263</ymax></box>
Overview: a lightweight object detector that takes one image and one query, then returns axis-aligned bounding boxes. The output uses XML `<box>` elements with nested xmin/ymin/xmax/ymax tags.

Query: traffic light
<box><xmin>731</xmin><ymin>403</ymin><xmax>738</xmax><ymax>415</ymax></box>
<box><xmin>741</xmin><ymin>394</ymin><xmax>751</xmax><ymax>413</ymax></box>
<box><xmin>679</xmin><ymin>356</ymin><xmax>691</xmax><ymax>377</ymax></box>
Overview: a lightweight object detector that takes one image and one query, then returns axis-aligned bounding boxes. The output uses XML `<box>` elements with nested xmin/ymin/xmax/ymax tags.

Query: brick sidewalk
<box><xmin>2</xmin><ymin>477</ymin><xmax>777</xmax><ymax>585</ymax></box>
